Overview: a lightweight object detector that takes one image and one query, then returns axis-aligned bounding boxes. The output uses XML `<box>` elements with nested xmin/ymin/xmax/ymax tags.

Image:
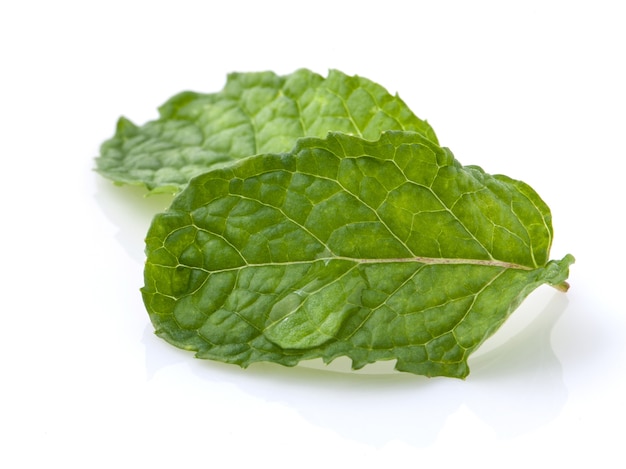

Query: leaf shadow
<box><xmin>463</xmin><ymin>292</ymin><xmax>569</xmax><ymax>437</ymax></box>
<box><xmin>142</xmin><ymin>289</ymin><xmax>570</xmax><ymax>447</ymax></box>
<box><xmin>92</xmin><ymin>176</ymin><xmax>174</xmax><ymax>262</ymax></box>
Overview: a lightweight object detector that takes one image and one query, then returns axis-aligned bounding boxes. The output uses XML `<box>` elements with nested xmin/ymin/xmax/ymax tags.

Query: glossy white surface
<box><xmin>2</xmin><ymin>1</ymin><xmax>624</xmax><ymax>467</ymax></box>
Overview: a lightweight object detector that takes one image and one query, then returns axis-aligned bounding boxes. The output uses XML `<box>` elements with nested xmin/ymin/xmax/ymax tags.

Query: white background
<box><xmin>1</xmin><ymin>1</ymin><xmax>624</xmax><ymax>467</ymax></box>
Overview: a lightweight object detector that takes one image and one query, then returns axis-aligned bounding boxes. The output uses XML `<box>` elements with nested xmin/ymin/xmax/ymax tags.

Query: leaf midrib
<box><xmin>153</xmin><ymin>256</ymin><xmax>534</xmax><ymax>275</ymax></box>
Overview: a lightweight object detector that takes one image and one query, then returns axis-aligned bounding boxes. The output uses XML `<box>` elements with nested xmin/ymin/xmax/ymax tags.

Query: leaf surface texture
<box><xmin>96</xmin><ymin>69</ymin><xmax>437</xmax><ymax>193</ymax></box>
<box><xmin>141</xmin><ymin>131</ymin><xmax>573</xmax><ymax>378</ymax></box>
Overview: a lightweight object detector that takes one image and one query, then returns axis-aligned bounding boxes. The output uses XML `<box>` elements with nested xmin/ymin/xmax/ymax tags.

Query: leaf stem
<box><xmin>552</xmin><ymin>281</ymin><xmax>570</xmax><ymax>292</ymax></box>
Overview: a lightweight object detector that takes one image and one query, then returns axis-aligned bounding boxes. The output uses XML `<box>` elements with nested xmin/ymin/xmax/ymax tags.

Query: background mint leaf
<box><xmin>95</xmin><ymin>69</ymin><xmax>438</xmax><ymax>193</ymax></box>
<box><xmin>141</xmin><ymin>131</ymin><xmax>574</xmax><ymax>378</ymax></box>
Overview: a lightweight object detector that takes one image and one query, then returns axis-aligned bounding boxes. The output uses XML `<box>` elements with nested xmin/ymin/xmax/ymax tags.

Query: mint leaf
<box><xmin>141</xmin><ymin>131</ymin><xmax>574</xmax><ymax>378</ymax></box>
<box><xmin>95</xmin><ymin>69</ymin><xmax>437</xmax><ymax>194</ymax></box>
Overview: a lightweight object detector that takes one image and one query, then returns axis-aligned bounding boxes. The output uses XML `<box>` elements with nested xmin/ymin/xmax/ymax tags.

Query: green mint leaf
<box><xmin>141</xmin><ymin>131</ymin><xmax>574</xmax><ymax>378</ymax></box>
<box><xmin>95</xmin><ymin>69</ymin><xmax>437</xmax><ymax>194</ymax></box>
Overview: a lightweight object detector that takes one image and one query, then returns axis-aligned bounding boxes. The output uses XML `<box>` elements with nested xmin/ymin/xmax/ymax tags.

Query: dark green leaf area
<box><xmin>142</xmin><ymin>131</ymin><xmax>574</xmax><ymax>377</ymax></box>
<box><xmin>143</xmin><ymin>258</ymin><xmax>572</xmax><ymax>378</ymax></box>
<box><xmin>96</xmin><ymin>69</ymin><xmax>437</xmax><ymax>193</ymax></box>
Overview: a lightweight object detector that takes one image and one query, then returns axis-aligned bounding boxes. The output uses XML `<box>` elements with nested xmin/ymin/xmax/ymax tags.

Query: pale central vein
<box><xmin>163</xmin><ymin>256</ymin><xmax>533</xmax><ymax>275</ymax></box>
<box><xmin>346</xmin><ymin>256</ymin><xmax>531</xmax><ymax>270</ymax></box>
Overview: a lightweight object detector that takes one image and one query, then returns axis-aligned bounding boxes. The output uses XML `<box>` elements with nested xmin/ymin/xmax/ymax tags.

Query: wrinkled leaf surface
<box><xmin>142</xmin><ymin>131</ymin><xmax>573</xmax><ymax>378</ymax></box>
<box><xmin>96</xmin><ymin>69</ymin><xmax>437</xmax><ymax>193</ymax></box>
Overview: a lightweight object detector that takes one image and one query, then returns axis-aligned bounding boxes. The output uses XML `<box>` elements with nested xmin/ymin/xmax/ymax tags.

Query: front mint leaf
<box><xmin>141</xmin><ymin>131</ymin><xmax>574</xmax><ymax>378</ymax></box>
<box><xmin>96</xmin><ymin>69</ymin><xmax>437</xmax><ymax>194</ymax></box>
